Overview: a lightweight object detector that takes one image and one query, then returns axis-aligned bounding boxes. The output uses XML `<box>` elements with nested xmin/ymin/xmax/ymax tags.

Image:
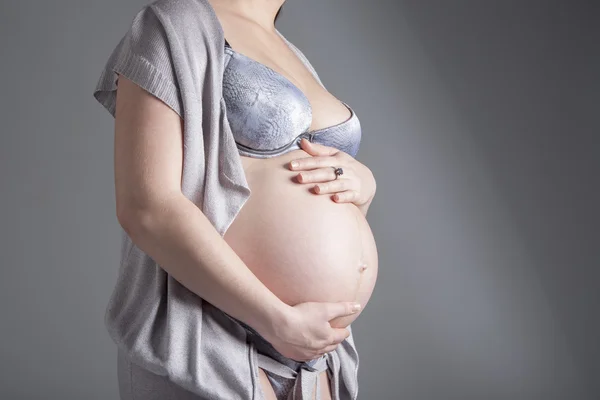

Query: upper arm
<box><xmin>113</xmin><ymin>73</ymin><xmax>184</xmax><ymax>223</ymax></box>
<box><xmin>90</xmin><ymin>5</ymin><xmax>187</xmax><ymax>223</ymax></box>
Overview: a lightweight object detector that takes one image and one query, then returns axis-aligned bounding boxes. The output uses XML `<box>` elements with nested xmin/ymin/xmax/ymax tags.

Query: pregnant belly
<box><xmin>223</xmin><ymin>150</ymin><xmax>378</xmax><ymax>328</ymax></box>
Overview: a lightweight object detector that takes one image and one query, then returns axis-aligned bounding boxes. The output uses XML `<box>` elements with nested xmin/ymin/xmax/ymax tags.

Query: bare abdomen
<box><xmin>223</xmin><ymin>150</ymin><xmax>378</xmax><ymax>328</ymax></box>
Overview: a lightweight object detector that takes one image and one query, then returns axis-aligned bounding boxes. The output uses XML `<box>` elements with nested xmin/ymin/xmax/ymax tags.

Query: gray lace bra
<box><xmin>222</xmin><ymin>40</ymin><xmax>361</xmax><ymax>159</ymax></box>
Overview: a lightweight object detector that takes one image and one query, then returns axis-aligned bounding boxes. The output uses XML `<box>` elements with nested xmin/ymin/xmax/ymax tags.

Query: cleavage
<box><xmin>224</xmin><ymin>43</ymin><xmax>351</xmax><ymax>133</ymax></box>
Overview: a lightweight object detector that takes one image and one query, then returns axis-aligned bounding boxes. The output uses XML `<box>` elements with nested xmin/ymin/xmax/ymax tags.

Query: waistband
<box><xmin>233</xmin><ymin>317</ymin><xmax>323</xmax><ymax>369</ymax></box>
<box><xmin>230</xmin><ymin>316</ymin><xmax>331</xmax><ymax>399</ymax></box>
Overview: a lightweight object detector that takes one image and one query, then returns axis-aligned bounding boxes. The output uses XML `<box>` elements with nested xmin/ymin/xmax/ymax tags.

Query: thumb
<box><xmin>299</xmin><ymin>137</ymin><xmax>338</xmax><ymax>156</ymax></box>
<box><xmin>330</xmin><ymin>328</ymin><xmax>351</xmax><ymax>344</ymax></box>
<box><xmin>322</xmin><ymin>301</ymin><xmax>361</xmax><ymax>321</ymax></box>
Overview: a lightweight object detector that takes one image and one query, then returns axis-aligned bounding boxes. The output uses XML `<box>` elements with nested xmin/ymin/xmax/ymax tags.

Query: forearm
<box><xmin>119</xmin><ymin>192</ymin><xmax>288</xmax><ymax>336</ymax></box>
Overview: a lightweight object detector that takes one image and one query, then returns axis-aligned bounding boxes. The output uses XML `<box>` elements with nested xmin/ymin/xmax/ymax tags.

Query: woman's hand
<box><xmin>289</xmin><ymin>138</ymin><xmax>376</xmax><ymax>211</ymax></box>
<box><xmin>259</xmin><ymin>300</ymin><xmax>361</xmax><ymax>362</ymax></box>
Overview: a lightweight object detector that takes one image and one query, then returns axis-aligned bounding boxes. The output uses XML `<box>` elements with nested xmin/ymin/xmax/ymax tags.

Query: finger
<box><xmin>319</xmin><ymin>343</ymin><xmax>340</xmax><ymax>355</ymax></box>
<box><xmin>322</xmin><ymin>301</ymin><xmax>362</xmax><ymax>321</ymax></box>
<box><xmin>332</xmin><ymin>189</ymin><xmax>360</xmax><ymax>203</ymax></box>
<box><xmin>329</xmin><ymin>328</ymin><xmax>350</xmax><ymax>345</ymax></box>
<box><xmin>299</xmin><ymin>137</ymin><xmax>339</xmax><ymax>156</ymax></box>
<box><xmin>313</xmin><ymin>177</ymin><xmax>351</xmax><ymax>194</ymax></box>
<box><xmin>289</xmin><ymin>157</ymin><xmax>313</xmax><ymax>171</ymax></box>
<box><xmin>290</xmin><ymin>155</ymin><xmax>337</xmax><ymax>173</ymax></box>
<box><xmin>302</xmin><ymin>167</ymin><xmax>354</xmax><ymax>185</ymax></box>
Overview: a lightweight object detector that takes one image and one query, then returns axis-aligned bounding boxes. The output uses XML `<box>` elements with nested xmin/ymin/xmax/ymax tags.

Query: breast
<box><xmin>223</xmin><ymin>150</ymin><xmax>378</xmax><ymax>328</ymax></box>
<box><xmin>222</xmin><ymin>47</ymin><xmax>312</xmax><ymax>151</ymax></box>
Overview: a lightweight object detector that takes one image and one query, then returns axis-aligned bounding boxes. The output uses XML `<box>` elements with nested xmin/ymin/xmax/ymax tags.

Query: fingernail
<box><xmin>351</xmin><ymin>303</ymin><xmax>362</xmax><ymax>313</ymax></box>
<box><xmin>290</xmin><ymin>161</ymin><xmax>299</xmax><ymax>168</ymax></box>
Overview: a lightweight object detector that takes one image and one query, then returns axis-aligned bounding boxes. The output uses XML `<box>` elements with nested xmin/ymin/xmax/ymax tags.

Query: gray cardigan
<box><xmin>92</xmin><ymin>0</ymin><xmax>359</xmax><ymax>398</ymax></box>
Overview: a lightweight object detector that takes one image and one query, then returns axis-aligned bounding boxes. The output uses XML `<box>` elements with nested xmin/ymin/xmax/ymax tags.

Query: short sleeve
<box><xmin>92</xmin><ymin>5</ymin><xmax>182</xmax><ymax>118</ymax></box>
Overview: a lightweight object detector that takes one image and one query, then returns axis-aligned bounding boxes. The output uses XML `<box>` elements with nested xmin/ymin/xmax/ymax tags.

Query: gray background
<box><xmin>1</xmin><ymin>0</ymin><xmax>598</xmax><ymax>399</ymax></box>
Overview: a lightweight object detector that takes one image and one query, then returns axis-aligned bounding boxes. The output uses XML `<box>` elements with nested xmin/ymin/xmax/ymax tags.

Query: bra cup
<box><xmin>312</xmin><ymin>112</ymin><xmax>362</xmax><ymax>158</ymax></box>
<box><xmin>222</xmin><ymin>52</ymin><xmax>311</xmax><ymax>151</ymax></box>
<box><xmin>222</xmin><ymin>47</ymin><xmax>362</xmax><ymax>158</ymax></box>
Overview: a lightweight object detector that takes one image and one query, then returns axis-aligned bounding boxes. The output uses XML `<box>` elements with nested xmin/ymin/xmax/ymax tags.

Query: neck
<box><xmin>215</xmin><ymin>0</ymin><xmax>284</xmax><ymax>32</ymax></box>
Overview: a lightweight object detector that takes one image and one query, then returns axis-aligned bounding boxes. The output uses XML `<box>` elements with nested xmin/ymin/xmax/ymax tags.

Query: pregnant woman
<box><xmin>92</xmin><ymin>0</ymin><xmax>377</xmax><ymax>399</ymax></box>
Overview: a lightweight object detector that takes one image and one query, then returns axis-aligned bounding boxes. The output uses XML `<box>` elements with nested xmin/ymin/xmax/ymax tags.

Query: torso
<box><xmin>211</xmin><ymin>2</ymin><xmax>351</xmax><ymax>132</ymax></box>
<box><xmin>225</xmin><ymin>151</ymin><xmax>378</xmax><ymax>328</ymax></box>
<box><xmin>212</xmin><ymin>2</ymin><xmax>378</xmax><ymax>328</ymax></box>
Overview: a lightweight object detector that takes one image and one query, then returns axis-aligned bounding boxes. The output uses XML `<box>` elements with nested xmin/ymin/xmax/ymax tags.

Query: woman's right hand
<box><xmin>259</xmin><ymin>301</ymin><xmax>361</xmax><ymax>362</ymax></box>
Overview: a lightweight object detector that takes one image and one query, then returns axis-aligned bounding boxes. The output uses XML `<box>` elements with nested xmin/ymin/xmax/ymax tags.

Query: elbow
<box><xmin>116</xmin><ymin>203</ymin><xmax>156</xmax><ymax>240</ymax></box>
<box><xmin>116</xmin><ymin>192</ymin><xmax>183</xmax><ymax>239</ymax></box>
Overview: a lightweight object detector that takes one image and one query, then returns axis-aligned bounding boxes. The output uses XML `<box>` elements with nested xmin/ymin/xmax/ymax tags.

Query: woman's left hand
<box><xmin>288</xmin><ymin>138</ymin><xmax>376</xmax><ymax>208</ymax></box>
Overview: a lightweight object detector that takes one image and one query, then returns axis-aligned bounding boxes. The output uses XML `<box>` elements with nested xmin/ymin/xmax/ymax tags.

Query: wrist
<box><xmin>249</xmin><ymin>298</ymin><xmax>293</xmax><ymax>340</ymax></box>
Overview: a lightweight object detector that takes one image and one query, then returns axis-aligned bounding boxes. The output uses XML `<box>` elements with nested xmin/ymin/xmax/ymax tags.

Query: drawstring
<box><xmin>239</xmin><ymin>316</ymin><xmax>336</xmax><ymax>399</ymax></box>
<box><xmin>254</xmin><ymin>350</ymin><xmax>329</xmax><ymax>400</ymax></box>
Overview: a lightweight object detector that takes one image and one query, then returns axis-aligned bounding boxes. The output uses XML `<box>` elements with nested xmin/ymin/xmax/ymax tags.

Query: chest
<box><xmin>221</xmin><ymin>45</ymin><xmax>361</xmax><ymax>159</ymax></box>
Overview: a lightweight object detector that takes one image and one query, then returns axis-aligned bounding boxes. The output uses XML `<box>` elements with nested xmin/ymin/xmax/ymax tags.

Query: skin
<box><xmin>225</xmin><ymin>147</ymin><xmax>379</xmax><ymax>328</ymax></box>
<box><xmin>292</xmin><ymin>138</ymin><xmax>376</xmax><ymax>217</ymax></box>
<box><xmin>212</xmin><ymin>1</ymin><xmax>377</xmax><ymax>397</ymax></box>
<box><xmin>210</xmin><ymin>0</ymin><xmax>377</xmax><ymax>216</ymax></box>
<box><xmin>114</xmin><ymin>0</ymin><xmax>376</xmax><ymax>398</ymax></box>
<box><xmin>115</xmin><ymin>75</ymin><xmax>356</xmax><ymax>398</ymax></box>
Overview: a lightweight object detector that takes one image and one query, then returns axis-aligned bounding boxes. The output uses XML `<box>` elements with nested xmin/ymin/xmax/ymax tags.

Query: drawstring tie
<box><xmin>255</xmin><ymin>350</ymin><xmax>329</xmax><ymax>399</ymax></box>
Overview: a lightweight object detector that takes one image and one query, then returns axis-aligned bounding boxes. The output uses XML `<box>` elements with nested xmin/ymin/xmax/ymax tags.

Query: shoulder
<box><xmin>145</xmin><ymin>0</ymin><xmax>222</xmax><ymax>36</ymax></box>
<box><xmin>122</xmin><ymin>0</ymin><xmax>224</xmax><ymax>65</ymax></box>
<box><xmin>92</xmin><ymin>0</ymin><xmax>222</xmax><ymax>119</ymax></box>
<box><xmin>149</xmin><ymin>0</ymin><xmax>211</xmax><ymax>13</ymax></box>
